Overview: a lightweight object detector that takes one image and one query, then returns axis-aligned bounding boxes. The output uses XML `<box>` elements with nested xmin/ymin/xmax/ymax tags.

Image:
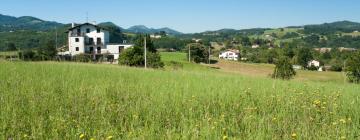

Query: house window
<box><xmin>75</xmin><ymin>38</ymin><xmax>79</xmax><ymax>42</ymax></box>
<box><xmin>119</xmin><ymin>46</ymin><xmax>124</xmax><ymax>53</ymax></box>
<box><xmin>76</xmin><ymin>47</ymin><xmax>79</xmax><ymax>51</ymax></box>
<box><xmin>89</xmin><ymin>47</ymin><xmax>94</xmax><ymax>53</ymax></box>
<box><xmin>97</xmin><ymin>28</ymin><xmax>100</xmax><ymax>33</ymax></box>
<box><xmin>88</xmin><ymin>38</ymin><xmax>94</xmax><ymax>45</ymax></box>
<box><xmin>86</xmin><ymin>28</ymin><xmax>90</xmax><ymax>33</ymax></box>
<box><xmin>77</xmin><ymin>28</ymin><xmax>81</xmax><ymax>36</ymax></box>
<box><xmin>97</xmin><ymin>38</ymin><xmax>101</xmax><ymax>44</ymax></box>
<box><xmin>97</xmin><ymin>47</ymin><xmax>101</xmax><ymax>53</ymax></box>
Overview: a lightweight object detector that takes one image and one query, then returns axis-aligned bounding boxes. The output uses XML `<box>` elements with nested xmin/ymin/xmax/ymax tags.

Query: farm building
<box><xmin>61</xmin><ymin>22</ymin><xmax>133</xmax><ymax>61</ymax></box>
<box><xmin>219</xmin><ymin>50</ymin><xmax>239</xmax><ymax>61</ymax></box>
<box><xmin>308</xmin><ymin>60</ymin><xmax>321</xmax><ymax>67</ymax></box>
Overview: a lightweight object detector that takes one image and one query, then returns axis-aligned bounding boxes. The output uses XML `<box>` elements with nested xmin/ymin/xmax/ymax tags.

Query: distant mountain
<box><xmin>303</xmin><ymin>20</ymin><xmax>360</xmax><ymax>34</ymax></box>
<box><xmin>98</xmin><ymin>22</ymin><xmax>125</xmax><ymax>30</ymax></box>
<box><xmin>126</xmin><ymin>25</ymin><xmax>182</xmax><ymax>35</ymax></box>
<box><xmin>0</xmin><ymin>14</ymin><xmax>64</xmax><ymax>31</ymax></box>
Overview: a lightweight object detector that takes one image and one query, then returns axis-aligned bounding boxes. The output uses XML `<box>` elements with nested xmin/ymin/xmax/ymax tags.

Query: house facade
<box><xmin>66</xmin><ymin>23</ymin><xmax>133</xmax><ymax>60</ymax></box>
<box><xmin>308</xmin><ymin>60</ymin><xmax>320</xmax><ymax>67</ymax></box>
<box><xmin>219</xmin><ymin>50</ymin><xmax>239</xmax><ymax>61</ymax></box>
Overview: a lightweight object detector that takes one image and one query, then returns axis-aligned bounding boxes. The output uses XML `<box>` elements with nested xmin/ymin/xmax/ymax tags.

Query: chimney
<box><xmin>71</xmin><ymin>23</ymin><xmax>75</xmax><ymax>28</ymax></box>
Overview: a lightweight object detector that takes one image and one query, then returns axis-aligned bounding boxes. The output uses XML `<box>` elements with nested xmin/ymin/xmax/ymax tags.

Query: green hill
<box><xmin>0</xmin><ymin>14</ymin><xmax>64</xmax><ymax>31</ymax></box>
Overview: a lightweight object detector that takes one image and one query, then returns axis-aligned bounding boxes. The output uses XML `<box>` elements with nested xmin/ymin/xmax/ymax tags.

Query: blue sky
<box><xmin>0</xmin><ymin>0</ymin><xmax>359</xmax><ymax>33</ymax></box>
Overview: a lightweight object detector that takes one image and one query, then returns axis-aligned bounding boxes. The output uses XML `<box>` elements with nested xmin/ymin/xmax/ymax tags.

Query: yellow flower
<box><xmin>340</xmin><ymin>119</ymin><xmax>346</xmax><ymax>124</ymax></box>
<box><xmin>341</xmin><ymin>136</ymin><xmax>346</xmax><ymax>140</ymax></box>
<box><xmin>107</xmin><ymin>136</ymin><xmax>113</xmax><ymax>139</ymax></box>
<box><xmin>223</xmin><ymin>135</ymin><xmax>228</xmax><ymax>140</ymax></box>
<box><xmin>90</xmin><ymin>138</ymin><xmax>95</xmax><ymax>140</ymax></box>
<box><xmin>272</xmin><ymin>117</ymin><xmax>277</xmax><ymax>121</ymax></box>
<box><xmin>291</xmin><ymin>133</ymin><xmax>297</xmax><ymax>139</ymax></box>
<box><xmin>79</xmin><ymin>134</ymin><xmax>85</xmax><ymax>139</ymax></box>
<box><xmin>313</xmin><ymin>100</ymin><xmax>321</xmax><ymax>106</ymax></box>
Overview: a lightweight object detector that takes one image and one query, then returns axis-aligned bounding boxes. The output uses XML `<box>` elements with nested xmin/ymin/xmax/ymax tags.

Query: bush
<box><xmin>272</xmin><ymin>57</ymin><xmax>296</xmax><ymax>80</ymax></box>
<box><xmin>73</xmin><ymin>54</ymin><xmax>92</xmax><ymax>62</ymax></box>
<box><xmin>308</xmin><ymin>65</ymin><xmax>319</xmax><ymax>71</ymax></box>
<box><xmin>329</xmin><ymin>64</ymin><xmax>343</xmax><ymax>72</ymax></box>
<box><xmin>118</xmin><ymin>34</ymin><xmax>164</xmax><ymax>68</ymax></box>
<box><xmin>186</xmin><ymin>43</ymin><xmax>209</xmax><ymax>63</ymax></box>
<box><xmin>19</xmin><ymin>50</ymin><xmax>36</xmax><ymax>61</ymax></box>
<box><xmin>346</xmin><ymin>52</ymin><xmax>360</xmax><ymax>83</ymax></box>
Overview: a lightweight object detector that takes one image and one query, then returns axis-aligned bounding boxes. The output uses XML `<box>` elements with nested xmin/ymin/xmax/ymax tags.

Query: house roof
<box><xmin>67</xmin><ymin>23</ymin><xmax>107</xmax><ymax>31</ymax></box>
<box><xmin>221</xmin><ymin>49</ymin><xmax>239</xmax><ymax>53</ymax></box>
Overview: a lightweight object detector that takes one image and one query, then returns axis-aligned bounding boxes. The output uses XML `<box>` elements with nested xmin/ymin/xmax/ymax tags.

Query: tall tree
<box><xmin>346</xmin><ymin>52</ymin><xmax>360</xmax><ymax>83</ymax></box>
<box><xmin>272</xmin><ymin>57</ymin><xmax>296</xmax><ymax>80</ymax></box>
<box><xmin>119</xmin><ymin>34</ymin><xmax>164</xmax><ymax>68</ymax></box>
<box><xmin>297</xmin><ymin>47</ymin><xmax>313</xmax><ymax>69</ymax></box>
<box><xmin>186</xmin><ymin>43</ymin><xmax>209</xmax><ymax>63</ymax></box>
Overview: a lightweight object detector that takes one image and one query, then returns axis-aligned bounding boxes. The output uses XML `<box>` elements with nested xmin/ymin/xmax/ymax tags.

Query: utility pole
<box><xmin>343</xmin><ymin>61</ymin><xmax>346</xmax><ymax>84</ymax></box>
<box><xmin>208</xmin><ymin>46</ymin><xmax>211</xmax><ymax>64</ymax></box>
<box><xmin>144</xmin><ymin>36</ymin><xmax>147</xmax><ymax>69</ymax></box>
<box><xmin>188</xmin><ymin>45</ymin><xmax>191</xmax><ymax>62</ymax></box>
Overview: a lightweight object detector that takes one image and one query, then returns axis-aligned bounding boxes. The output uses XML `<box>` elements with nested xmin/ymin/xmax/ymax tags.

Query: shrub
<box><xmin>346</xmin><ymin>52</ymin><xmax>360</xmax><ymax>83</ymax></box>
<box><xmin>272</xmin><ymin>57</ymin><xmax>296</xmax><ymax>80</ymax></box>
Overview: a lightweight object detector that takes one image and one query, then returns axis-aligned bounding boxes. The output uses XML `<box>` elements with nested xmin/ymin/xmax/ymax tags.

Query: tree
<box><xmin>272</xmin><ymin>57</ymin><xmax>296</xmax><ymax>80</ymax></box>
<box><xmin>297</xmin><ymin>47</ymin><xmax>313</xmax><ymax>69</ymax></box>
<box><xmin>186</xmin><ymin>43</ymin><xmax>209</xmax><ymax>63</ymax></box>
<box><xmin>346</xmin><ymin>52</ymin><xmax>360</xmax><ymax>83</ymax></box>
<box><xmin>282</xmin><ymin>46</ymin><xmax>295</xmax><ymax>58</ymax></box>
<box><xmin>118</xmin><ymin>34</ymin><xmax>164</xmax><ymax>68</ymax></box>
<box><xmin>37</xmin><ymin>40</ymin><xmax>57</xmax><ymax>60</ymax></box>
<box><xmin>6</xmin><ymin>42</ymin><xmax>17</xmax><ymax>51</ymax></box>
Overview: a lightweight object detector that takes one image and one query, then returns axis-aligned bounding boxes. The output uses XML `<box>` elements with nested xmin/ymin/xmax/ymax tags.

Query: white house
<box><xmin>65</xmin><ymin>22</ymin><xmax>133</xmax><ymax>61</ymax></box>
<box><xmin>308</xmin><ymin>60</ymin><xmax>320</xmax><ymax>67</ymax></box>
<box><xmin>219</xmin><ymin>50</ymin><xmax>239</xmax><ymax>61</ymax></box>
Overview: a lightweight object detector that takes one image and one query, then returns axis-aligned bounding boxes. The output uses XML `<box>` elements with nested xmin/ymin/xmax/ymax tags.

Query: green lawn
<box><xmin>0</xmin><ymin>54</ymin><xmax>359</xmax><ymax>139</ymax></box>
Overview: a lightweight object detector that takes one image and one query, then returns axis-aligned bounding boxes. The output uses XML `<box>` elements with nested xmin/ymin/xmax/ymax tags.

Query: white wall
<box><xmin>69</xmin><ymin>36</ymin><xmax>85</xmax><ymax>55</ymax></box>
<box><xmin>219</xmin><ymin>51</ymin><xmax>239</xmax><ymax>61</ymax></box>
<box><xmin>106</xmin><ymin>44</ymin><xmax>133</xmax><ymax>60</ymax></box>
<box><xmin>68</xmin><ymin>24</ymin><xmax>109</xmax><ymax>56</ymax></box>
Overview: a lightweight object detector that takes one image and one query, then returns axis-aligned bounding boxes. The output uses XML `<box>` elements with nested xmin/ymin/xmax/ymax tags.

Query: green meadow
<box><xmin>0</xmin><ymin>53</ymin><xmax>359</xmax><ymax>139</ymax></box>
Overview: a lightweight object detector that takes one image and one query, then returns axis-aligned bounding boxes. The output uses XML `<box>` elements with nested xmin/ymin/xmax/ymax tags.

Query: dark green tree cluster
<box><xmin>153</xmin><ymin>37</ymin><xmax>192</xmax><ymax>51</ymax></box>
<box><xmin>119</xmin><ymin>35</ymin><xmax>164</xmax><ymax>68</ymax></box>
<box><xmin>346</xmin><ymin>51</ymin><xmax>360</xmax><ymax>83</ymax></box>
<box><xmin>18</xmin><ymin>40</ymin><xmax>57</xmax><ymax>61</ymax></box>
<box><xmin>186</xmin><ymin>43</ymin><xmax>209</xmax><ymax>63</ymax></box>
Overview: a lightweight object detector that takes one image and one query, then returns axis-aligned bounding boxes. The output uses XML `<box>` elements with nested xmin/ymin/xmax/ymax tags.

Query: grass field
<box><xmin>0</xmin><ymin>53</ymin><xmax>360</xmax><ymax>139</ymax></box>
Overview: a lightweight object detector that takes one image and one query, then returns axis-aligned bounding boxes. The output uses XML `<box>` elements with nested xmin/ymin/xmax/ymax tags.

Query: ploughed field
<box><xmin>0</xmin><ymin>59</ymin><xmax>359</xmax><ymax>139</ymax></box>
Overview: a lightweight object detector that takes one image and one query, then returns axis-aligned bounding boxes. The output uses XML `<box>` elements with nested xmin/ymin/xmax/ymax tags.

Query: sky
<box><xmin>0</xmin><ymin>0</ymin><xmax>359</xmax><ymax>33</ymax></box>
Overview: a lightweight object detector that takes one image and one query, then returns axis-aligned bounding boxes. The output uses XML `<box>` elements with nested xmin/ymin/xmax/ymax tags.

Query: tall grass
<box><xmin>0</xmin><ymin>61</ymin><xmax>359</xmax><ymax>139</ymax></box>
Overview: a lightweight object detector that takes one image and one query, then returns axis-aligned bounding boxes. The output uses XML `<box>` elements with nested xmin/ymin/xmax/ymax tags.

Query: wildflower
<box><xmin>272</xmin><ymin>117</ymin><xmax>277</xmax><ymax>121</ymax></box>
<box><xmin>291</xmin><ymin>133</ymin><xmax>297</xmax><ymax>139</ymax></box>
<box><xmin>23</xmin><ymin>134</ymin><xmax>28</xmax><ymax>138</ymax></box>
<box><xmin>339</xmin><ymin>119</ymin><xmax>346</xmax><ymax>124</ymax></box>
<box><xmin>313</xmin><ymin>100</ymin><xmax>321</xmax><ymax>107</ymax></box>
<box><xmin>79</xmin><ymin>134</ymin><xmax>85</xmax><ymax>139</ymax></box>
<box><xmin>223</xmin><ymin>135</ymin><xmax>228</xmax><ymax>140</ymax></box>
<box><xmin>332</xmin><ymin>122</ymin><xmax>338</xmax><ymax>125</ymax></box>
<box><xmin>107</xmin><ymin>136</ymin><xmax>113</xmax><ymax>139</ymax></box>
<box><xmin>90</xmin><ymin>138</ymin><xmax>95</xmax><ymax>140</ymax></box>
<box><xmin>341</xmin><ymin>136</ymin><xmax>346</xmax><ymax>140</ymax></box>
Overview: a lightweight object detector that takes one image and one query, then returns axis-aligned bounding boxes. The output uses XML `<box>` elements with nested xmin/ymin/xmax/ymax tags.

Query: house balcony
<box><xmin>85</xmin><ymin>42</ymin><xmax>104</xmax><ymax>46</ymax></box>
<box><xmin>70</xmin><ymin>33</ymin><xmax>86</xmax><ymax>37</ymax></box>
